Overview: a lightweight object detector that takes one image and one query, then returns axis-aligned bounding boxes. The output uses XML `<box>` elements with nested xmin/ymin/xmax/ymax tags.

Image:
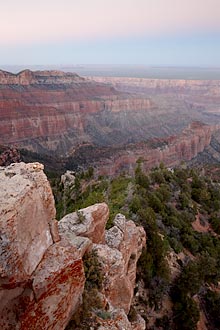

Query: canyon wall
<box><xmin>1</xmin><ymin>69</ymin><xmax>220</xmax><ymax>174</ymax></box>
<box><xmin>67</xmin><ymin>122</ymin><xmax>220</xmax><ymax>176</ymax></box>
<box><xmin>0</xmin><ymin>162</ymin><xmax>146</xmax><ymax>330</ymax></box>
<box><xmin>89</xmin><ymin>76</ymin><xmax>220</xmax><ymax>94</ymax></box>
<box><xmin>0</xmin><ymin>70</ymin><xmax>153</xmax><ymax>155</ymax></box>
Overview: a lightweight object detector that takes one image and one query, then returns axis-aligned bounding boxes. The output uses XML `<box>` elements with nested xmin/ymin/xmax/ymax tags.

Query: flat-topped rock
<box><xmin>0</xmin><ymin>69</ymin><xmax>84</xmax><ymax>85</ymax></box>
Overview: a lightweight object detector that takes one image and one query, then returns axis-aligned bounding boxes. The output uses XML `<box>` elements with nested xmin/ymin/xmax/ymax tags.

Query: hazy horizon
<box><xmin>2</xmin><ymin>64</ymin><xmax>220</xmax><ymax>80</ymax></box>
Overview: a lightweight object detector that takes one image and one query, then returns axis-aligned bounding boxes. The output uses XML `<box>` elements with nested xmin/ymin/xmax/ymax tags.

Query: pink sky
<box><xmin>1</xmin><ymin>0</ymin><xmax>220</xmax><ymax>46</ymax></box>
<box><xmin>1</xmin><ymin>0</ymin><xmax>220</xmax><ymax>66</ymax></box>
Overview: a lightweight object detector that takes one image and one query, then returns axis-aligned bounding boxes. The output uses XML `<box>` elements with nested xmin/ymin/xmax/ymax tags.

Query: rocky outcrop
<box><xmin>0</xmin><ymin>162</ymin><xmax>85</xmax><ymax>330</ymax></box>
<box><xmin>59</xmin><ymin>210</ymin><xmax>146</xmax><ymax>327</ymax></box>
<box><xmin>0</xmin><ymin>162</ymin><xmax>146</xmax><ymax>330</ymax></box>
<box><xmin>190</xmin><ymin>128</ymin><xmax>220</xmax><ymax>166</ymax></box>
<box><xmin>60</xmin><ymin>170</ymin><xmax>76</xmax><ymax>188</ymax></box>
<box><xmin>19</xmin><ymin>242</ymin><xmax>84</xmax><ymax>330</ymax></box>
<box><xmin>97</xmin><ymin>214</ymin><xmax>146</xmax><ymax>313</ymax></box>
<box><xmin>0</xmin><ymin>162</ymin><xmax>54</xmax><ymax>282</ymax></box>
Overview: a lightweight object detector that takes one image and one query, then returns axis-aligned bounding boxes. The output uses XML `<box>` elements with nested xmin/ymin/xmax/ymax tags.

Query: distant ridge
<box><xmin>0</xmin><ymin>69</ymin><xmax>84</xmax><ymax>85</ymax></box>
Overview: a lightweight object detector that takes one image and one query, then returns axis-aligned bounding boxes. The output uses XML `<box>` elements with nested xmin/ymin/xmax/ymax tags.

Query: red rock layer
<box><xmin>89</xmin><ymin>76</ymin><xmax>220</xmax><ymax>94</ymax></box>
<box><xmin>0</xmin><ymin>70</ymin><xmax>152</xmax><ymax>153</ymax></box>
<box><xmin>1</xmin><ymin>69</ymin><xmax>219</xmax><ymax>172</ymax></box>
<box><xmin>95</xmin><ymin>122</ymin><xmax>220</xmax><ymax>176</ymax></box>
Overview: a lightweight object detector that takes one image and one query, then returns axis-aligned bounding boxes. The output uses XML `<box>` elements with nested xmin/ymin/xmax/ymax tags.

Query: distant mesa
<box><xmin>0</xmin><ymin>69</ymin><xmax>84</xmax><ymax>85</ymax></box>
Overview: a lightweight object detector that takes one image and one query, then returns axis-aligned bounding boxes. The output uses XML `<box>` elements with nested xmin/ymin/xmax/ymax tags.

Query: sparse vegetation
<box><xmin>76</xmin><ymin>210</ymin><xmax>86</xmax><ymax>224</ymax></box>
<box><xmin>53</xmin><ymin>162</ymin><xmax>220</xmax><ymax>330</ymax></box>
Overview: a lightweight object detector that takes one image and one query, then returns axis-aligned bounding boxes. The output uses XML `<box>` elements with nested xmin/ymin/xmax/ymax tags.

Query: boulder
<box><xmin>59</xmin><ymin>231</ymin><xmax>93</xmax><ymax>257</ymax></box>
<box><xmin>59</xmin><ymin>203</ymin><xmax>109</xmax><ymax>244</ymax></box>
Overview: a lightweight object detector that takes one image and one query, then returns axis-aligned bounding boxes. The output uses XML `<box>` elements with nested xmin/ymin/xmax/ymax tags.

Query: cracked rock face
<box><xmin>0</xmin><ymin>162</ymin><xmax>55</xmax><ymax>282</ymax></box>
<box><xmin>19</xmin><ymin>242</ymin><xmax>85</xmax><ymax>330</ymax></box>
<box><xmin>0</xmin><ymin>162</ymin><xmax>85</xmax><ymax>330</ymax></box>
<box><xmin>58</xmin><ymin>208</ymin><xmax>146</xmax><ymax>329</ymax></box>
<box><xmin>96</xmin><ymin>214</ymin><xmax>146</xmax><ymax>314</ymax></box>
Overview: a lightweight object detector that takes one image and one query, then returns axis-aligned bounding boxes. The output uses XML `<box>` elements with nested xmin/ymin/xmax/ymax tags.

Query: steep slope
<box><xmin>190</xmin><ymin>129</ymin><xmax>220</xmax><ymax>165</ymax></box>
<box><xmin>55</xmin><ymin>162</ymin><xmax>220</xmax><ymax>330</ymax></box>
<box><xmin>66</xmin><ymin>121</ymin><xmax>220</xmax><ymax>176</ymax></box>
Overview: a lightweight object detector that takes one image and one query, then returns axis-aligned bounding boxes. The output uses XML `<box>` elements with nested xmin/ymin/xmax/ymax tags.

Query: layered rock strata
<box><xmin>91</xmin><ymin>122</ymin><xmax>219</xmax><ymax>176</ymax></box>
<box><xmin>0</xmin><ymin>162</ymin><xmax>146</xmax><ymax>330</ymax></box>
<box><xmin>1</xmin><ymin>69</ymin><xmax>220</xmax><ymax>174</ymax></box>
<box><xmin>0</xmin><ymin>70</ymin><xmax>152</xmax><ymax>155</ymax></box>
<box><xmin>89</xmin><ymin>76</ymin><xmax>220</xmax><ymax>95</ymax></box>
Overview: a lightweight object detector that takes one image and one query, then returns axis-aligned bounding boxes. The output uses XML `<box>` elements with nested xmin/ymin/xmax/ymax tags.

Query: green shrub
<box><xmin>83</xmin><ymin>250</ymin><xmax>103</xmax><ymax>290</ymax></box>
<box><xmin>173</xmin><ymin>296</ymin><xmax>199</xmax><ymax>330</ymax></box>
<box><xmin>204</xmin><ymin>290</ymin><xmax>220</xmax><ymax>328</ymax></box>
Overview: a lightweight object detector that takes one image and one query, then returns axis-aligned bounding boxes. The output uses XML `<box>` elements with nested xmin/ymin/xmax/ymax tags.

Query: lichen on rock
<box><xmin>0</xmin><ymin>162</ymin><xmax>146</xmax><ymax>330</ymax></box>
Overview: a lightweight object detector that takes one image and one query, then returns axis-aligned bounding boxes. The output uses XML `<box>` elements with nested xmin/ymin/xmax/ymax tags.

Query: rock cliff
<box><xmin>0</xmin><ymin>162</ymin><xmax>146</xmax><ymax>330</ymax></box>
<box><xmin>0</xmin><ymin>70</ymin><xmax>153</xmax><ymax>155</ymax></box>
<box><xmin>0</xmin><ymin>162</ymin><xmax>85</xmax><ymax>330</ymax></box>
<box><xmin>90</xmin><ymin>76</ymin><xmax>220</xmax><ymax>95</ymax></box>
<box><xmin>72</xmin><ymin>121</ymin><xmax>219</xmax><ymax>176</ymax></box>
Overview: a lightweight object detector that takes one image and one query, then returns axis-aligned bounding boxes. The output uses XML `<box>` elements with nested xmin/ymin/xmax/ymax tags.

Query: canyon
<box><xmin>1</xmin><ymin>69</ymin><xmax>220</xmax><ymax>174</ymax></box>
<box><xmin>1</xmin><ymin>70</ymin><xmax>220</xmax><ymax>329</ymax></box>
<box><xmin>0</xmin><ymin>70</ymin><xmax>152</xmax><ymax>156</ymax></box>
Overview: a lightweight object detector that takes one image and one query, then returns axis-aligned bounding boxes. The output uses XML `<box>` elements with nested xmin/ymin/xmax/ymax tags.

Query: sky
<box><xmin>0</xmin><ymin>0</ymin><xmax>220</xmax><ymax>66</ymax></box>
